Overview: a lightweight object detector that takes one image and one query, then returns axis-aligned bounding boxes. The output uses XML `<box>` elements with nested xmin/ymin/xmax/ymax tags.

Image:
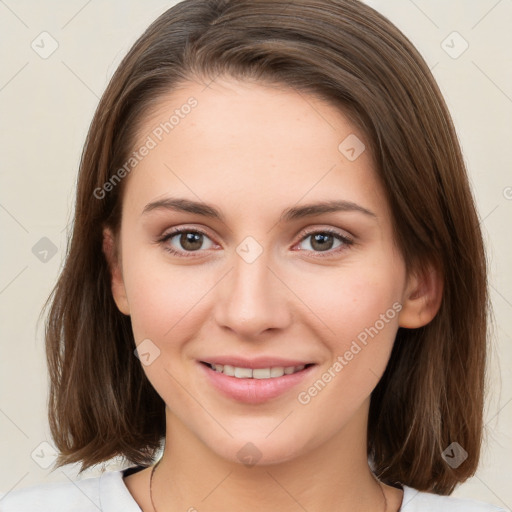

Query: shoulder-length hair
<box><xmin>43</xmin><ymin>0</ymin><xmax>488</xmax><ymax>495</ymax></box>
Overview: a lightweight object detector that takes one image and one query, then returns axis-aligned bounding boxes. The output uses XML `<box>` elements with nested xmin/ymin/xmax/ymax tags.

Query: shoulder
<box><xmin>401</xmin><ymin>485</ymin><xmax>510</xmax><ymax>512</ymax></box>
<box><xmin>0</xmin><ymin>470</ymin><xmax>141</xmax><ymax>512</ymax></box>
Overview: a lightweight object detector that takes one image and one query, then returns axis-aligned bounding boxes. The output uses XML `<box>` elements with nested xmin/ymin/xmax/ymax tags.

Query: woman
<box><xmin>1</xmin><ymin>1</ymin><xmax>507</xmax><ymax>510</ymax></box>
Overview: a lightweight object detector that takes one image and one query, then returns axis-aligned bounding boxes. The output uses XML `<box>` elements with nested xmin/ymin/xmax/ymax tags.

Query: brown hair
<box><xmin>43</xmin><ymin>0</ymin><xmax>488</xmax><ymax>494</ymax></box>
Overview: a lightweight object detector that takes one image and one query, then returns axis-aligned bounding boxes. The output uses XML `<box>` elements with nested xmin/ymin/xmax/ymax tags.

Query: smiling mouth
<box><xmin>200</xmin><ymin>361</ymin><xmax>315</xmax><ymax>379</ymax></box>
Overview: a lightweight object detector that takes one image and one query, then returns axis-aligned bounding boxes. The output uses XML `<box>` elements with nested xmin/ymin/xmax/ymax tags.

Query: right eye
<box><xmin>158</xmin><ymin>228</ymin><xmax>217</xmax><ymax>257</ymax></box>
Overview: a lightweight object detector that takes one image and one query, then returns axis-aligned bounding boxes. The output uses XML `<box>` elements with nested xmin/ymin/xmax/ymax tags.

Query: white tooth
<box><xmin>211</xmin><ymin>363</ymin><xmax>305</xmax><ymax>378</ymax></box>
<box><xmin>270</xmin><ymin>367</ymin><xmax>285</xmax><ymax>378</ymax></box>
<box><xmin>252</xmin><ymin>368</ymin><xmax>271</xmax><ymax>379</ymax></box>
<box><xmin>223</xmin><ymin>364</ymin><xmax>235</xmax><ymax>376</ymax></box>
<box><xmin>234</xmin><ymin>367</ymin><xmax>253</xmax><ymax>378</ymax></box>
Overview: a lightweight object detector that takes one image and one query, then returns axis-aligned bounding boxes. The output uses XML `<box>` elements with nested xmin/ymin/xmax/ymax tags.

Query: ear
<box><xmin>102</xmin><ymin>227</ymin><xmax>130</xmax><ymax>315</ymax></box>
<box><xmin>398</xmin><ymin>263</ymin><xmax>443</xmax><ymax>328</ymax></box>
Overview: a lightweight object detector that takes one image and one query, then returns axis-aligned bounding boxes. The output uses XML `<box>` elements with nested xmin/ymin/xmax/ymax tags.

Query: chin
<box><xmin>208</xmin><ymin>434</ymin><xmax>307</xmax><ymax>468</ymax></box>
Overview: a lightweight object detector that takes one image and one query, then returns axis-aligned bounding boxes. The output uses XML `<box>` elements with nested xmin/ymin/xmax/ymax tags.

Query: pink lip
<box><xmin>198</xmin><ymin>361</ymin><xmax>316</xmax><ymax>404</ymax></box>
<box><xmin>199</xmin><ymin>356</ymin><xmax>314</xmax><ymax>369</ymax></box>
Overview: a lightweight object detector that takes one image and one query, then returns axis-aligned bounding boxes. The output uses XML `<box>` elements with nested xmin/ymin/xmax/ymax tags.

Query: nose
<box><xmin>213</xmin><ymin>246</ymin><xmax>293</xmax><ymax>339</ymax></box>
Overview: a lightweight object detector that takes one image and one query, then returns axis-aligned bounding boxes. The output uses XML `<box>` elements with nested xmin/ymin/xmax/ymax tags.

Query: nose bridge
<box><xmin>213</xmin><ymin>239</ymin><xmax>291</xmax><ymax>336</ymax></box>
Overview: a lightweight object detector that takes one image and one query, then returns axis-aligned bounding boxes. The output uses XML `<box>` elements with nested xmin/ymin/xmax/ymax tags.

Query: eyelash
<box><xmin>157</xmin><ymin>227</ymin><xmax>354</xmax><ymax>259</ymax></box>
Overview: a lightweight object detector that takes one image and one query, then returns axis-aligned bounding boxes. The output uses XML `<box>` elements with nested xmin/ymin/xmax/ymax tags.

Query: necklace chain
<box><xmin>150</xmin><ymin>460</ymin><xmax>388</xmax><ymax>512</ymax></box>
<box><xmin>150</xmin><ymin>459</ymin><xmax>161</xmax><ymax>512</ymax></box>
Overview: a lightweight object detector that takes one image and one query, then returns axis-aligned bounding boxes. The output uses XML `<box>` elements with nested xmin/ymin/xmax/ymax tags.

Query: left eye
<box><xmin>296</xmin><ymin>230</ymin><xmax>352</xmax><ymax>254</ymax></box>
<box><xmin>158</xmin><ymin>228</ymin><xmax>353</xmax><ymax>258</ymax></box>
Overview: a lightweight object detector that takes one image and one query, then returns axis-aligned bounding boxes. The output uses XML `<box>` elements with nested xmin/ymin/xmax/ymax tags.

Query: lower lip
<box><xmin>198</xmin><ymin>362</ymin><xmax>316</xmax><ymax>404</ymax></box>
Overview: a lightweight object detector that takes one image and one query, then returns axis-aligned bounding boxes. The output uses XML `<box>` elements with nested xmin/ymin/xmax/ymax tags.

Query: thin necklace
<box><xmin>150</xmin><ymin>459</ymin><xmax>161</xmax><ymax>512</ymax></box>
<box><xmin>150</xmin><ymin>460</ymin><xmax>388</xmax><ymax>512</ymax></box>
<box><xmin>376</xmin><ymin>474</ymin><xmax>389</xmax><ymax>512</ymax></box>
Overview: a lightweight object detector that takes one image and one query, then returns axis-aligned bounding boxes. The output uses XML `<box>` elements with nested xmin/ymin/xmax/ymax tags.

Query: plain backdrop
<box><xmin>0</xmin><ymin>0</ymin><xmax>511</xmax><ymax>509</ymax></box>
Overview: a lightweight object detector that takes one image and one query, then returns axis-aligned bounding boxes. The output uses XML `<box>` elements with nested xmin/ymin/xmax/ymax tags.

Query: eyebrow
<box><xmin>141</xmin><ymin>197</ymin><xmax>376</xmax><ymax>222</ymax></box>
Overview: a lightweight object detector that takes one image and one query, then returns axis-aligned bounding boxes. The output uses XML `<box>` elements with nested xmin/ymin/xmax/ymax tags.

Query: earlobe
<box><xmin>398</xmin><ymin>264</ymin><xmax>443</xmax><ymax>328</ymax></box>
<box><xmin>102</xmin><ymin>227</ymin><xmax>130</xmax><ymax>316</ymax></box>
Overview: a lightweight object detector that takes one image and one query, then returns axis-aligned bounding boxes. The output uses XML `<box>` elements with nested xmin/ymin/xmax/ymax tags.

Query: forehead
<box><xmin>121</xmin><ymin>77</ymin><xmax>386</xmax><ymax>222</ymax></box>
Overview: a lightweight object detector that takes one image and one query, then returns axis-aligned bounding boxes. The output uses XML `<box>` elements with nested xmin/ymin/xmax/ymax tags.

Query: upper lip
<box><xmin>200</xmin><ymin>356</ymin><xmax>315</xmax><ymax>369</ymax></box>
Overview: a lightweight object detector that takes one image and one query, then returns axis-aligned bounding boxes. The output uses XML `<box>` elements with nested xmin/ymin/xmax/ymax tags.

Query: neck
<box><xmin>149</xmin><ymin>401</ymin><xmax>393</xmax><ymax>512</ymax></box>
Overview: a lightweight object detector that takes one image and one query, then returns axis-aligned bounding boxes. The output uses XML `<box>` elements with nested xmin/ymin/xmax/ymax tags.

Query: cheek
<box><xmin>119</xmin><ymin>227</ymin><xmax>211</xmax><ymax>342</ymax></box>
<box><xmin>290</xmin><ymin>259</ymin><xmax>404</xmax><ymax>398</ymax></box>
<box><xmin>125</xmin><ymin>264</ymin><xmax>208</xmax><ymax>343</ymax></box>
<box><xmin>292</xmin><ymin>259</ymin><xmax>404</xmax><ymax>339</ymax></box>
<box><xmin>293</xmin><ymin>283</ymin><xmax>402</xmax><ymax>427</ymax></box>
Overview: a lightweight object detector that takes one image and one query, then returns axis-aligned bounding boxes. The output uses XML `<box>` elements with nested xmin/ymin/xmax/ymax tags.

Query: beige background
<box><xmin>0</xmin><ymin>0</ymin><xmax>511</xmax><ymax>508</ymax></box>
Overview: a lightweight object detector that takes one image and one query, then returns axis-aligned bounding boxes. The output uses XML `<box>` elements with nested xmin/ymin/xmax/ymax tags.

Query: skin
<box><xmin>103</xmin><ymin>76</ymin><xmax>442</xmax><ymax>512</ymax></box>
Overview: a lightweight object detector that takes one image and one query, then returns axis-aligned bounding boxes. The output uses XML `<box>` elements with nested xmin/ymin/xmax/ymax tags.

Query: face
<box><xmin>105</xmin><ymin>76</ymin><xmax>431</xmax><ymax>466</ymax></box>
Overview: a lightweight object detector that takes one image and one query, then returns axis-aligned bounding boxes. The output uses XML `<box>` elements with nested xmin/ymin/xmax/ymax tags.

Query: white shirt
<box><xmin>0</xmin><ymin>468</ymin><xmax>508</xmax><ymax>511</ymax></box>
